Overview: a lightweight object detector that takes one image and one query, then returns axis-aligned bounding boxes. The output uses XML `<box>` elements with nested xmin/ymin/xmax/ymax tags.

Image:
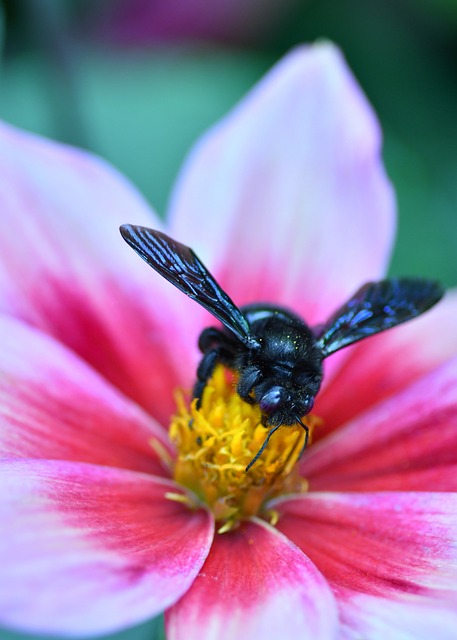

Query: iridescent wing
<box><xmin>315</xmin><ymin>278</ymin><xmax>444</xmax><ymax>357</ymax></box>
<box><xmin>120</xmin><ymin>224</ymin><xmax>257</xmax><ymax>347</ymax></box>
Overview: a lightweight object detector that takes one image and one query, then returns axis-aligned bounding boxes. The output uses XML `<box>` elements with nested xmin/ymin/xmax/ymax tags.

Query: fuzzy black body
<box><xmin>195</xmin><ymin>304</ymin><xmax>323</xmax><ymax>427</ymax></box>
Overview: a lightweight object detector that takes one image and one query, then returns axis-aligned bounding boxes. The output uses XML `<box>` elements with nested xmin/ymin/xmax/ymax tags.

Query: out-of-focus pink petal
<box><xmin>166</xmin><ymin>518</ymin><xmax>337</xmax><ymax>640</ymax></box>
<box><xmin>275</xmin><ymin>492</ymin><xmax>457</xmax><ymax>637</ymax></box>
<box><xmin>0</xmin><ymin>122</ymin><xmax>200</xmax><ymax>423</ymax></box>
<box><xmin>169</xmin><ymin>43</ymin><xmax>395</xmax><ymax>327</ymax></box>
<box><xmin>0</xmin><ymin>459</ymin><xmax>214</xmax><ymax>636</ymax></box>
<box><xmin>316</xmin><ymin>291</ymin><xmax>457</xmax><ymax>436</ymax></box>
<box><xmin>0</xmin><ymin>315</ymin><xmax>170</xmax><ymax>476</ymax></box>
<box><xmin>339</xmin><ymin>591</ymin><xmax>457</xmax><ymax>640</ymax></box>
<box><xmin>301</xmin><ymin>356</ymin><xmax>457</xmax><ymax>491</ymax></box>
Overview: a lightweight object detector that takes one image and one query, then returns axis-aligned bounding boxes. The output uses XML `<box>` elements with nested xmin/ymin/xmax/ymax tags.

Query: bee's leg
<box><xmin>237</xmin><ymin>366</ymin><xmax>262</xmax><ymax>405</ymax></box>
<box><xmin>198</xmin><ymin>327</ymin><xmax>227</xmax><ymax>353</ymax></box>
<box><xmin>193</xmin><ymin>349</ymin><xmax>221</xmax><ymax>408</ymax></box>
<box><xmin>194</xmin><ymin>327</ymin><xmax>238</xmax><ymax>408</ymax></box>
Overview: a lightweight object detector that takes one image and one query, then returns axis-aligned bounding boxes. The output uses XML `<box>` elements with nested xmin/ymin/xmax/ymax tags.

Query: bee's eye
<box><xmin>297</xmin><ymin>395</ymin><xmax>314</xmax><ymax>416</ymax></box>
<box><xmin>259</xmin><ymin>386</ymin><xmax>287</xmax><ymax>414</ymax></box>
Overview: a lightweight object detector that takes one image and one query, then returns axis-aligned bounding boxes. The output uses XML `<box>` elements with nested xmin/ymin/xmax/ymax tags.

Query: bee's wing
<box><xmin>315</xmin><ymin>278</ymin><xmax>444</xmax><ymax>358</ymax></box>
<box><xmin>120</xmin><ymin>224</ymin><xmax>256</xmax><ymax>347</ymax></box>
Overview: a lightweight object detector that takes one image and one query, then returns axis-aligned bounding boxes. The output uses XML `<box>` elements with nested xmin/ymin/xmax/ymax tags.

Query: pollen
<box><xmin>168</xmin><ymin>365</ymin><xmax>320</xmax><ymax>532</ymax></box>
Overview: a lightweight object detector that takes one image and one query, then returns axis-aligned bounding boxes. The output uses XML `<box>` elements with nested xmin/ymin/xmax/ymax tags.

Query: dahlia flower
<box><xmin>1</xmin><ymin>43</ymin><xmax>457</xmax><ymax>640</ymax></box>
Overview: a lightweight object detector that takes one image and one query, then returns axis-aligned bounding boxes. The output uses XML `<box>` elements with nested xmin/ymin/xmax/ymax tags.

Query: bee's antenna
<box><xmin>245</xmin><ymin>424</ymin><xmax>281</xmax><ymax>472</ymax></box>
<box><xmin>245</xmin><ymin>417</ymin><xmax>311</xmax><ymax>473</ymax></box>
<box><xmin>296</xmin><ymin>417</ymin><xmax>310</xmax><ymax>460</ymax></box>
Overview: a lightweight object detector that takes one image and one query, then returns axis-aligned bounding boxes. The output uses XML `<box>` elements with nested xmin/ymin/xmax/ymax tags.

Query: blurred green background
<box><xmin>0</xmin><ymin>0</ymin><xmax>456</xmax><ymax>639</ymax></box>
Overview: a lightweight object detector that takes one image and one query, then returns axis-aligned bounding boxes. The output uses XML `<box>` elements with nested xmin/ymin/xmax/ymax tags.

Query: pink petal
<box><xmin>166</xmin><ymin>518</ymin><xmax>337</xmax><ymax>640</ymax></box>
<box><xmin>340</xmin><ymin>592</ymin><xmax>457</xmax><ymax>640</ymax></box>
<box><xmin>315</xmin><ymin>290</ymin><xmax>457</xmax><ymax>436</ymax></box>
<box><xmin>275</xmin><ymin>492</ymin><xmax>457</xmax><ymax>638</ymax></box>
<box><xmin>301</xmin><ymin>356</ymin><xmax>457</xmax><ymax>491</ymax></box>
<box><xmin>169</xmin><ymin>43</ymin><xmax>395</xmax><ymax>326</ymax></box>
<box><xmin>0</xmin><ymin>459</ymin><xmax>214</xmax><ymax>636</ymax></box>
<box><xmin>0</xmin><ymin>122</ymin><xmax>200</xmax><ymax>423</ymax></box>
<box><xmin>0</xmin><ymin>314</ymin><xmax>171</xmax><ymax>475</ymax></box>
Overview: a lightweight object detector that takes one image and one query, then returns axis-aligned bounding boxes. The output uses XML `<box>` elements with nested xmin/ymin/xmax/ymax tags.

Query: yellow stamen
<box><xmin>164</xmin><ymin>491</ymin><xmax>195</xmax><ymax>506</ymax></box>
<box><xmin>149</xmin><ymin>438</ymin><xmax>174</xmax><ymax>471</ymax></box>
<box><xmin>167</xmin><ymin>365</ymin><xmax>321</xmax><ymax>531</ymax></box>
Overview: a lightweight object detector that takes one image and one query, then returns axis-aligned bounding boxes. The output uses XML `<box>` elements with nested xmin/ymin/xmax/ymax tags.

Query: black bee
<box><xmin>120</xmin><ymin>224</ymin><xmax>444</xmax><ymax>470</ymax></box>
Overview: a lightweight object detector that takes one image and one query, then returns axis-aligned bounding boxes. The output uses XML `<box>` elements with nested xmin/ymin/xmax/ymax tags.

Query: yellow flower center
<box><xmin>167</xmin><ymin>365</ymin><xmax>320</xmax><ymax>532</ymax></box>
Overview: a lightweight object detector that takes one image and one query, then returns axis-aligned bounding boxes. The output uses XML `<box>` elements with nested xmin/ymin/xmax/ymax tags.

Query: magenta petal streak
<box><xmin>301</xmin><ymin>356</ymin><xmax>457</xmax><ymax>491</ymax></box>
<box><xmin>0</xmin><ymin>460</ymin><xmax>214</xmax><ymax>636</ymax></box>
<box><xmin>166</xmin><ymin>519</ymin><xmax>338</xmax><ymax>640</ymax></box>
<box><xmin>0</xmin><ymin>315</ymin><xmax>170</xmax><ymax>474</ymax></box>
<box><xmin>275</xmin><ymin>492</ymin><xmax>457</xmax><ymax>637</ymax></box>
<box><xmin>275</xmin><ymin>492</ymin><xmax>457</xmax><ymax>602</ymax></box>
<box><xmin>0</xmin><ymin>122</ymin><xmax>200</xmax><ymax>424</ymax></box>
<box><xmin>316</xmin><ymin>291</ymin><xmax>457</xmax><ymax>434</ymax></box>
